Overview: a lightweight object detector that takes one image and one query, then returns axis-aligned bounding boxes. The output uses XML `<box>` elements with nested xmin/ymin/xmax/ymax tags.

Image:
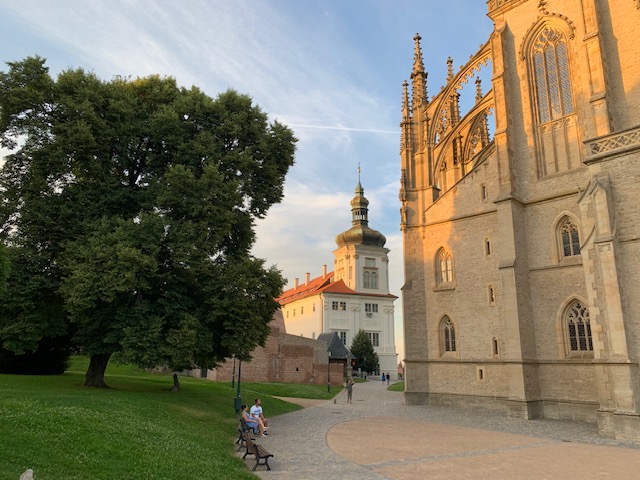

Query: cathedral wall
<box><xmin>428</xmin><ymin>362</ymin><xmax>509</xmax><ymax>397</ymax></box>
<box><xmin>606</xmin><ymin>153</ymin><xmax>640</xmax><ymax>241</ymax></box>
<box><xmin>527</xmin><ymin>265</ymin><xmax>586</xmax><ymax>359</ymax></box>
<box><xmin>427</xmin><ymin>158</ymin><xmax>498</xmax><ymax>220</ymax></box>
<box><xmin>422</xmin><ymin>209</ymin><xmax>500</xmax><ymax>357</ymax></box>
<box><xmin>618</xmin><ymin>240</ymin><xmax>640</xmax><ymax>361</ymax></box>
<box><xmin>604</xmin><ymin>151</ymin><xmax>640</xmax><ymax>362</ymax></box>
<box><xmin>402</xmin><ymin>227</ymin><xmax>428</xmax><ymax>361</ymax></box>
<box><xmin>535</xmin><ymin>363</ymin><xmax>597</xmax><ymax>402</ymax></box>
<box><xmin>599</xmin><ymin>2</ymin><xmax>640</xmax><ymax>130</ymax></box>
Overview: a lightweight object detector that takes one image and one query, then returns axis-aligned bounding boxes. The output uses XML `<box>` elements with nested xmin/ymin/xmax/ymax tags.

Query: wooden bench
<box><xmin>242</xmin><ymin>432</ymin><xmax>274</xmax><ymax>471</ymax></box>
<box><xmin>236</xmin><ymin>418</ymin><xmax>256</xmax><ymax>452</ymax></box>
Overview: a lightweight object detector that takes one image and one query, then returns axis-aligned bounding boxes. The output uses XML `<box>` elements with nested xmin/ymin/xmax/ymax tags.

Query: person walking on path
<box><xmin>346</xmin><ymin>377</ymin><xmax>354</xmax><ymax>404</ymax></box>
<box><xmin>386</xmin><ymin>373</ymin><xmax>390</xmax><ymax>386</ymax></box>
<box><xmin>381</xmin><ymin>372</ymin><xmax>385</xmax><ymax>383</ymax></box>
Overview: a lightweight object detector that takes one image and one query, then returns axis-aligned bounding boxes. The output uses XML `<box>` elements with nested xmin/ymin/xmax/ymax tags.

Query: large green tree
<box><xmin>0</xmin><ymin>57</ymin><xmax>296</xmax><ymax>387</ymax></box>
<box><xmin>0</xmin><ymin>242</ymin><xmax>8</xmax><ymax>293</ymax></box>
<box><xmin>350</xmin><ymin>329</ymin><xmax>379</xmax><ymax>375</ymax></box>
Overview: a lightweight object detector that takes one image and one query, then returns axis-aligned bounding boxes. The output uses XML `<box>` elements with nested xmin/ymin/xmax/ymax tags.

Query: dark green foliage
<box><xmin>350</xmin><ymin>329</ymin><xmax>379</xmax><ymax>374</ymax></box>
<box><xmin>0</xmin><ymin>333</ymin><xmax>72</xmax><ymax>374</ymax></box>
<box><xmin>0</xmin><ymin>243</ymin><xmax>7</xmax><ymax>293</ymax></box>
<box><xmin>0</xmin><ymin>57</ymin><xmax>297</xmax><ymax>384</ymax></box>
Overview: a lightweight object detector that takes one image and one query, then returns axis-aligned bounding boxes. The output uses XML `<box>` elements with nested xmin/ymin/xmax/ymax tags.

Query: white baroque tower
<box><xmin>278</xmin><ymin>177</ymin><xmax>398</xmax><ymax>378</ymax></box>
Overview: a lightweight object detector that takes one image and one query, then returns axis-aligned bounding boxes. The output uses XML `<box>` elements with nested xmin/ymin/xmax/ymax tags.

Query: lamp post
<box><xmin>327</xmin><ymin>349</ymin><xmax>332</xmax><ymax>393</ymax></box>
<box><xmin>231</xmin><ymin>355</ymin><xmax>236</xmax><ymax>389</ymax></box>
<box><xmin>234</xmin><ymin>359</ymin><xmax>242</xmax><ymax>415</ymax></box>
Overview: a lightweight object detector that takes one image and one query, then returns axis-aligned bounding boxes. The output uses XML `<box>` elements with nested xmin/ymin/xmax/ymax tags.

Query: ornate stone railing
<box><xmin>585</xmin><ymin>125</ymin><xmax>640</xmax><ymax>158</ymax></box>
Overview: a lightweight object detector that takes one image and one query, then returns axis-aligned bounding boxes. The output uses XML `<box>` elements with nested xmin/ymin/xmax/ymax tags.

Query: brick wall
<box><xmin>199</xmin><ymin>327</ymin><xmax>341</xmax><ymax>386</ymax></box>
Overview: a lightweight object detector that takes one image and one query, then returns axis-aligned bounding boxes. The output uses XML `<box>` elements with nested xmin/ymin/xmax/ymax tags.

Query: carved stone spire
<box><xmin>475</xmin><ymin>76</ymin><xmax>483</xmax><ymax>103</ymax></box>
<box><xmin>400</xmin><ymin>80</ymin><xmax>412</xmax><ymax>153</ymax></box>
<box><xmin>402</xmin><ymin>80</ymin><xmax>410</xmax><ymax>120</ymax></box>
<box><xmin>446</xmin><ymin>57</ymin><xmax>454</xmax><ymax>82</ymax></box>
<box><xmin>411</xmin><ymin>33</ymin><xmax>428</xmax><ymax>108</ymax></box>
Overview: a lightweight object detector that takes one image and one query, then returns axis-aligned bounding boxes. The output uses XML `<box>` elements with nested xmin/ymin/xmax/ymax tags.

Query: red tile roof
<box><xmin>277</xmin><ymin>272</ymin><xmax>334</xmax><ymax>304</ymax></box>
<box><xmin>277</xmin><ymin>271</ymin><xmax>398</xmax><ymax>305</ymax></box>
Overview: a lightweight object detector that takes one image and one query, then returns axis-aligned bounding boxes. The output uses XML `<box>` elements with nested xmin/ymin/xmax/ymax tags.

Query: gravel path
<box><xmin>239</xmin><ymin>380</ymin><xmax>640</xmax><ymax>479</ymax></box>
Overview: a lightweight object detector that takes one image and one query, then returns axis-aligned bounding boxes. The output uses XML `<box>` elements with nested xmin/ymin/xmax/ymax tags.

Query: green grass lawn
<box><xmin>0</xmin><ymin>357</ymin><xmax>337</xmax><ymax>479</ymax></box>
<box><xmin>387</xmin><ymin>381</ymin><xmax>405</xmax><ymax>392</ymax></box>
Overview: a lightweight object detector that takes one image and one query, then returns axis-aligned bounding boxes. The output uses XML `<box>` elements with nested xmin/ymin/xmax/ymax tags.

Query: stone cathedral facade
<box><xmin>400</xmin><ymin>0</ymin><xmax>640</xmax><ymax>440</ymax></box>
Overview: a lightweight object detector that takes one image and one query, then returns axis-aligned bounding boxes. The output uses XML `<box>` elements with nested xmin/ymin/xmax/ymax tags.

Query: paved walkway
<box><xmin>240</xmin><ymin>380</ymin><xmax>640</xmax><ymax>479</ymax></box>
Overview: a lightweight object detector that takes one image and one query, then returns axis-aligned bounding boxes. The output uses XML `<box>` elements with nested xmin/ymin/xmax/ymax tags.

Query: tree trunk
<box><xmin>171</xmin><ymin>373</ymin><xmax>180</xmax><ymax>392</ymax></box>
<box><xmin>84</xmin><ymin>353</ymin><xmax>111</xmax><ymax>388</ymax></box>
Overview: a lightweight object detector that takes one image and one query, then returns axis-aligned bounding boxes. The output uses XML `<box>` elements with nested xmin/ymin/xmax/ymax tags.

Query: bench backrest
<box><xmin>244</xmin><ymin>432</ymin><xmax>258</xmax><ymax>455</ymax></box>
<box><xmin>240</xmin><ymin>418</ymin><xmax>254</xmax><ymax>431</ymax></box>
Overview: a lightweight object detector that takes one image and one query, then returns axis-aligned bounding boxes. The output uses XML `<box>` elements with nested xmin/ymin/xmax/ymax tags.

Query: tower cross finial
<box><xmin>358</xmin><ymin>162</ymin><xmax>361</xmax><ymax>183</ymax></box>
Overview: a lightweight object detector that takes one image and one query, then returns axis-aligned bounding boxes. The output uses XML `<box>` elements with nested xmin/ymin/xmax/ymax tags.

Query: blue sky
<box><xmin>0</xmin><ymin>0</ymin><xmax>495</xmax><ymax>359</ymax></box>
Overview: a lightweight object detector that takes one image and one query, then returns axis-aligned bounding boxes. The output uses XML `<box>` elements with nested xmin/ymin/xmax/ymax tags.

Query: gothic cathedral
<box><xmin>400</xmin><ymin>0</ymin><xmax>640</xmax><ymax>440</ymax></box>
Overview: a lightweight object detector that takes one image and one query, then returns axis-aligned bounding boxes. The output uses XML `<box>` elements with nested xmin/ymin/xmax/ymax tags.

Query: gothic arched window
<box><xmin>440</xmin><ymin>316</ymin><xmax>457</xmax><ymax>354</ymax></box>
<box><xmin>559</xmin><ymin>217</ymin><xmax>581</xmax><ymax>258</ymax></box>
<box><xmin>566</xmin><ymin>300</ymin><xmax>592</xmax><ymax>353</ymax></box>
<box><xmin>436</xmin><ymin>248</ymin><xmax>453</xmax><ymax>286</ymax></box>
<box><xmin>532</xmin><ymin>27</ymin><xmax>574</xmax><ymax>123</ymax></box>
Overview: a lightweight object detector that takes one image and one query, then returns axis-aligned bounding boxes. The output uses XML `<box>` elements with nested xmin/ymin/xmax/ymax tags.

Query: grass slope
<box><xmin>0</xmin><ymin>357</ymin><xmax>336</xmax><ymax>479</ymax></box>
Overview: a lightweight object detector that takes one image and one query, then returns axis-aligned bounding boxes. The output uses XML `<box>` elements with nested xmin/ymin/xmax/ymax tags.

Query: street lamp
<box><xmin>231</xmin><ymin>355</ymin><xmax>236</xmax><ymax>389</ymax></box>
<box><xmin>234</xmin><ymin>359</ymin><xmax>242</xmax><ymax>415</ymax></box>
<box><xmin>327</xmin><ymin>349</ymin><xmax>332</xmax><ymax>393</ymax></box>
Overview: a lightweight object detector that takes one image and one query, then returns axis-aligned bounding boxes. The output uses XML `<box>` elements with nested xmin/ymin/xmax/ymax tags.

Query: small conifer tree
<box><xmin>350</xmin><ymin>329</ymin><xmax>379</xmax><ymax>374</ymax></box>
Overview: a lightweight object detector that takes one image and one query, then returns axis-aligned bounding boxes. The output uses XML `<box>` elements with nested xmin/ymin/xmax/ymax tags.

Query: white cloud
<box><xmin>0</xmin><ymin>0</ymin><xmax>495</xmax><ymax>365</ymax></box>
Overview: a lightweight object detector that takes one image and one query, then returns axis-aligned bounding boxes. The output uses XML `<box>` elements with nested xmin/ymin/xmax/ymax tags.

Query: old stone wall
<box><xmin>201</xmin><ymin>328</ymin><xmax>341</xmax><ymax>386</ymax></box>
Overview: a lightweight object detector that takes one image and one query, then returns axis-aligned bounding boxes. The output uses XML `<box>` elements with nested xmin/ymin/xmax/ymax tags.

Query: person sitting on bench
<box><xmin>242</xmin><ymin>404</ymin><xmax>268</xmax><ymax>436</ymax></box>
<box><xmin>250</xmin><ymin>398</ymin><xmax>269</xmax><ymax>433</ymax></box>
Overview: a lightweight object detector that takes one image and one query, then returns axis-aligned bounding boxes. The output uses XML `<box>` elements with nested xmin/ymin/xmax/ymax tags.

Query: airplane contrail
<box><xmin>288</xmin><ymin>124</ymin><xmax>399</xmax><ymax>135</ymax></box>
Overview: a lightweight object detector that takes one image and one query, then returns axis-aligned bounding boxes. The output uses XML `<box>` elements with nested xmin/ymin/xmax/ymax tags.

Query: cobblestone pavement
<box><xmin>239</xmin><ymin>380</ymin><xmax>640</xmax><ymax>479</ymax></box>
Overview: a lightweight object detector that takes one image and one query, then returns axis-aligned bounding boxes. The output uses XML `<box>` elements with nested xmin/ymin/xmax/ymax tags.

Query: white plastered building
<box><xmin>277</xmin><ymin>180</ymin><xmax>398</xmax><ymax>378</ymax></box>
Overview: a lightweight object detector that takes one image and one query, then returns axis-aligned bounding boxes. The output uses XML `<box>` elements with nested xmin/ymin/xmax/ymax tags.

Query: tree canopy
<box><xmin>0</xmin><ymin>242</ymin><xmax>7</xmax><ymax>293</ymax></box>
<box><xmin>0</xmin><ymin>56</ymin><xmax>297</xmax><ymax>386</ymax></box>
<box><xmin>350</xmin><ymin>329</ymin><xmax>379</xmax><ymax>374</ymax></box>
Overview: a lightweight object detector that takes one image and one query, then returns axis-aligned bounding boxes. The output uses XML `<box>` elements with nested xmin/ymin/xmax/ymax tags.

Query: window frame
<box><xmin>555</xmin><ymin>215</ymin><xmax>582</xmax><ymax>263</ymax></box>
<box><xmin>434</xmin><ymin>247</ymin><xmax>455</xmax><ymax>289</ymax></box>
<box><xmin>530</xmin><ymin>27</ymin><xmax>574</xmax><ymax>125</ymax></box>
<box><xmin>365</xmin><ymin>303</ymin><xmax>379</xmax><ymax>314</ymax></box>
<box><xmin>564</xmin><ymin>300</ymin><xmax>593</xmax><ymax>358</ymax></box>
<box><xmin>366</xmin><ymin>331</ymin><xmax>380</xmax><ymax>347</ymax></box>
<box><xmin>438</xmin><ymin>315</ymin><xmax>458</xmax><ymax>357</ymax></box>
